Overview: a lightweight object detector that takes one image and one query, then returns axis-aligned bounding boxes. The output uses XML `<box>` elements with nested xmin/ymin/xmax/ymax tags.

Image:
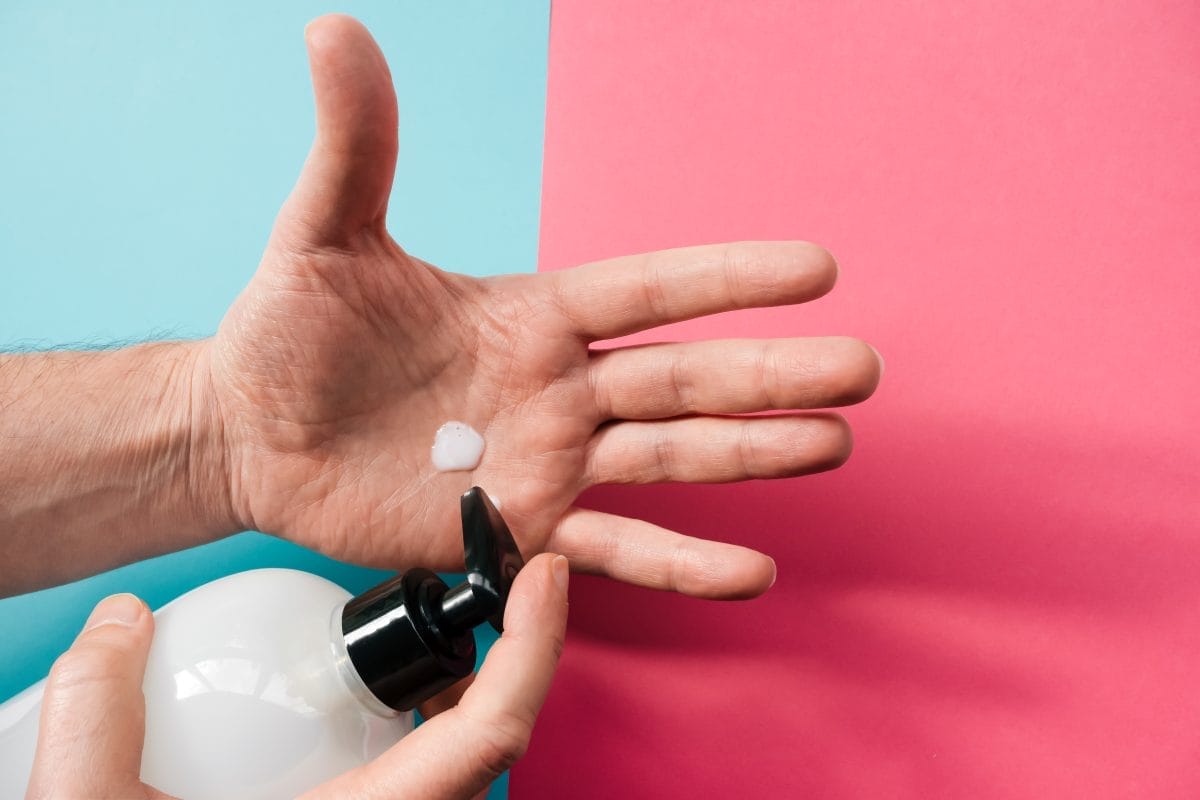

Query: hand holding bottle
<box><xmin>24</xmin><ymin>554</ymin><xmax>569</xmax><ymax>800</ymax></box>
<box><xmin>2</xmin><ymin>10</ymin><xmax>880</xmax><ymax>799</ymax></box>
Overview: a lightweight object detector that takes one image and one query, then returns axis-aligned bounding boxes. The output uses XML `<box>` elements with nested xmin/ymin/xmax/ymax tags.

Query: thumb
<box><xmin>27</xmin><ymin>594</ymin><xmax>169</xmax><ymax>800</ymax></box>
<box><xmin>275</xmin><ymin>14</ymin><xmax>399</xmax><ymax>251</ymax></box>
<box><xmin>303</xmin><ymin>553</ymin><xmax>570</xmax><ymax>800</ymax></box>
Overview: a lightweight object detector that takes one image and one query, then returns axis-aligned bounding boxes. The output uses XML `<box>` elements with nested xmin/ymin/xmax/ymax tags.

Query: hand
<box><xmin>199</xmin><ymin>15</ymin><xmax>882</xmax><ymax>599</ymax></box>
<box><xmin>26</xmin><ymin>554</ymin><xmax>568</xmax><ymax>800</ymax></box>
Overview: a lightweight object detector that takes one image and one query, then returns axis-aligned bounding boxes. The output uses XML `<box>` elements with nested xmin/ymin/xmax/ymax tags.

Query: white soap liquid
<box><xmin>431</xmin><ymin>421</ymin><xmax>485</xmax><ymax>472</ymax></box>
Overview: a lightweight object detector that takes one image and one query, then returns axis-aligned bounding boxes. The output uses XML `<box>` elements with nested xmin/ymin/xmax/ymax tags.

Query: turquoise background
<box><xmin>0</xmin><ymin>3</ymin><xmax>550</xmax><ymax>797</ymax></box>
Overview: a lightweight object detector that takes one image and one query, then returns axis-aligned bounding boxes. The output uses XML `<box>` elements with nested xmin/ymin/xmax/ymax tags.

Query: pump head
<box><xmin>341</xmin><ymin>487</ymin><xmax>525</xmax><ymax>711</ymax></box>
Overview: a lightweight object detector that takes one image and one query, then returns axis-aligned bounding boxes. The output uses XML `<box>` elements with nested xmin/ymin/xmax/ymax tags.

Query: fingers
<box><xmin>547</xmin><ymin>507</ymin><xmax>776</xmax><ymax>599</ymax></box>
<box><xmin>276</xmin><ymin>14</ymin><xmax>399</xmax><ymax>250</ymax></box>
<box><xmin>27</xmin><ymin>594</ymin><xmax>166</xmax><ymax>800</ymax></box>
<box><xmin>585</xmin><ymin>413</ymin><xmax>852</xmax><ymax>485</ymax></box>
<box><xmin>302</xmin><ymin>554</ymin><xmax>569</xmax><ymax>800</ymax></box>
<box><xmin>590</xmin><ymin>336</ymin><xmax>882</xmax><ymax>420</ymax></box>
<box><xmin>550</xmin><ymin>241</ymin><xmax>838</xmax><ymax>340</ymax></box>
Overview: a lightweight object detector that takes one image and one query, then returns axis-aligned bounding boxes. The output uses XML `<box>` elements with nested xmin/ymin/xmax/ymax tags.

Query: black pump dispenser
<box><xmin>341</xmin><ymin>487</ymin><xmax>524</xmax><ymax>711</ymax></box>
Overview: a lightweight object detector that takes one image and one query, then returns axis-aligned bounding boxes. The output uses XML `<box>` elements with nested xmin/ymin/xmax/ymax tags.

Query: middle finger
<box><xmin>589</xmin><ymin>336</ymin><xmax>882</xmax><ymax>420</ymax></box>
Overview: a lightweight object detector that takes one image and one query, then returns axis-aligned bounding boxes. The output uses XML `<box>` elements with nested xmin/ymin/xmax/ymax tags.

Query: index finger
<box><xmin>550</xmin><ymin>240</ymin><xmax>838</xmax><ymax>340</ymax></box>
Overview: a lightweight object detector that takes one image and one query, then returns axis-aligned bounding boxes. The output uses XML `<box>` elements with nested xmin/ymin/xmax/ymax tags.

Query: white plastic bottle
<box><xmin>0</xmin><ymin>488</ymin><xmax>521</xmax><ymax>799</ymax></box>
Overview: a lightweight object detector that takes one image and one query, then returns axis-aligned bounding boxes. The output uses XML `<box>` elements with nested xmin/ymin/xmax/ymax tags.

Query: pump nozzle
<box><xmin>340</xmin><ymin>487</ymin><xmax>526</xmax><ymax>711</ymax></box>
<box><xmin>436</xmin><ymin>487</ymin><xmax>523</xmax><ymax>633</ymax></box>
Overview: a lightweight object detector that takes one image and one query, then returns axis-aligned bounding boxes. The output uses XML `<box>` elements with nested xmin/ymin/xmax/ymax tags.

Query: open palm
<box><xmin>203</xmin><ymin>16</ymin><xmax>880</xmax><ymax>599</ymax></box>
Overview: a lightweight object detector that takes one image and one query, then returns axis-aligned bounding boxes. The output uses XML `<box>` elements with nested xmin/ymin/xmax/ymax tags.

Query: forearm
<box><xmin>0</xmin><ymin>341</ymin><xmax>233</xmax><ymax>595</ymax></box>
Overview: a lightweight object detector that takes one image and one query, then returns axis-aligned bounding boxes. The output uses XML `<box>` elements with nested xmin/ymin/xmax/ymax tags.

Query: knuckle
<box><xmin>762</xmin><ymin>341</ymin><xmax>848</xmax><ymax>410</ymax></box>
<box><xmin>722</xmin><ymin>245</ymin><xmax>758</xmax><ymax>306</ymax></box>
<box><xmin>670</xmin><ymin>538</ymin><xmax>701</xmax><ymax>593</ymax></box>
<box><xmin>47</xmin><ymin>644</ymin><xmax>125</xmax><ymax>692</ymax></box>
<box><xmin>757</xmin><ymin>344</ymin><xmax>786</xmax><ymax>409</ymax></box>
<box><xmin>737</xmin><ymin>423</ymin><xmax>768</xmax><ymax>479</ymax></box>
<box><xmin>465</xmin><ymin>710</ymin><xmax>533</xmax><ymax>780</ymax></box>
<box><xmin>586</xmin><ymin>358</ymin><xmax>614</xmax><ymax>416</ymax></box>
<box><xmin>747</xmin><ymin>241</ymin><xmax>839</xmax><ymax>301</ymax></box>
<box><xmin>650</xmin><ymin>429</ymin><xmax>676</xmax><ymax>481</ymax></box>
<box><xmin>548</xmin><ymin>629</ymin><xmax>566</xmax><ymax>665</ymax></box>
<box><xmin>675</xmin><ymin>544</ymin><xmax>725</xmax><ymax>594</ymax></box>
<box><xmin>641</xmin><ymin>255</ymin><xmax>674</xmax><ymax>321</ymax></box>
<box><xmin>723</xmin><ymin>242</ymin><xmax>826</xmax><ymax>308</ymax></box>
<box><xmin>667</xmin><ymin>353</ymin><xmax>697</xmax><ymax>412</ymax></box>
<box><xmin>763</xmin><ymin>341</ymin><xmax>824</xmax><ymax>408</ymax></box>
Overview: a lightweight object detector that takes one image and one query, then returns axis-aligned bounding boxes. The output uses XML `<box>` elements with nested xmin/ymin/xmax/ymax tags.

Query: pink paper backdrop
<box><xmin>514</xmin><ymin>1</ymin><xmax>1200</xmax><ymax>797</ymax></box>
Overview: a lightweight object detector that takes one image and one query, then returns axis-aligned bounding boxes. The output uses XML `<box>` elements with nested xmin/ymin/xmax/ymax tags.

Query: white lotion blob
<box><xmin>431</xmin><ymin>421</ymin><xmax>485</xmax><ymax>472</ymax></box>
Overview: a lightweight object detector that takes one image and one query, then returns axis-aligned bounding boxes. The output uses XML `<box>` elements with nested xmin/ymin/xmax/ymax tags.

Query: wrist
<box><xmin>0</xmin><ymin>341</ymin><xmax>240</xmax><ymax>593</ymax></box>
<box><xmin>178</xmin><ymin>340</ymin><xmax>240</xmax><ymax>542</ymax></box>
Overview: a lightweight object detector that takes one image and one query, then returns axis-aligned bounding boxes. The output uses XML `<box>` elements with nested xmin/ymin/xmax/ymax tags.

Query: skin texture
<box><xmin>27</xmin><ymin>555</ymin><xmax>568</xmax><ymax>800</ymax></box>
<box><xmin>202</xmin><ymin>16</ymin><xmax>880</xmax><ymax>600</ymax></box>
<box><xmin>7</xmin><ymin>13</ymin><xmax>881</xmax><ymax>798</ymax></box>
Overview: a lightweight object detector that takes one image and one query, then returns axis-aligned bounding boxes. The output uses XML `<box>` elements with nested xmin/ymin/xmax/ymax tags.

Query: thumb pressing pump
<box><xmin>0</xmin><ymin>487</ymin><xmax>524</xmax><ymax>800</ymax></box>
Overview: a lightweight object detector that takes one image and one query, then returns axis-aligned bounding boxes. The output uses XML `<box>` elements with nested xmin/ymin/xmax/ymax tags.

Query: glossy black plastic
<box><xmin>341</xmin><ymin>487</ymin><xmax>526</xmax><ymax>711</ymax></box>
<box><xmin>443</xmin><ymin>486</ymin><xmax>523</xmax><ymax>633</ymax></box>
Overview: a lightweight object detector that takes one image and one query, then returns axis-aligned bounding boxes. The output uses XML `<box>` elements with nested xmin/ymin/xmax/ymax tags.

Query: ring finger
<box><xmin>584</xmin><ymin>413</ymin><xmax>852</xmax><ymax>485</ymax></box>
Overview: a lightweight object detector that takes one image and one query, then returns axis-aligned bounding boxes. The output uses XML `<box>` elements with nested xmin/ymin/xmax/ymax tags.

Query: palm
<box><xmin>214</xmin><ymin>241</ymin><xmax>597</xmax><ymax>570</ymax></box>
<box><xmin>205</xmin><ymin>17</ymin><xmax>880</xmax><ymax>598</ymax></box>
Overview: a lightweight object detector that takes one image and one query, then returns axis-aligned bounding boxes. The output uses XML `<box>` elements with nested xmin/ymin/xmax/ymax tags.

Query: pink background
<box><xmin>515</xmin><ymin>1</ymin><xmax>1200</xmax><ymax>797</ymax></box>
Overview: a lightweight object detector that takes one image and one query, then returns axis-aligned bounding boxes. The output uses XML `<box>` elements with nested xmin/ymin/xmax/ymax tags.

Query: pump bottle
<box><xmin>0</xmin><ymin>487</ymin><xmax>522</xmax><ymax>799</ymax></box>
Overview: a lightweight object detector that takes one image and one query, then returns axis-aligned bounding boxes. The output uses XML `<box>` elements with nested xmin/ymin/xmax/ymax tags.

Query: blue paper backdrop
<box><xmin>0</xmin><ymin>3</ymin><xmax>550</xmax><ymax>797</ymax></box>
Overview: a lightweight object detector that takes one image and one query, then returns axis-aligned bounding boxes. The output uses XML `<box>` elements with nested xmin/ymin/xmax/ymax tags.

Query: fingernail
<box><xmin>84</xmin><ymin>593</ymin><xmax>143</xmax><ymax>631</ymax></box>
<box><xmin>552</xmin><ymin>555</ymin><xmax>569</xmax><ymax>593</ymax></box>
<box><xmin>767</xmin><ymin>557</ymin><xmax>778</xmax><ymax>589</ymax></box>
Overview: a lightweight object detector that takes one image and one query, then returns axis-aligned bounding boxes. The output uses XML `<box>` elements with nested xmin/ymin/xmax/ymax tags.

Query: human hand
<box><xmin>196</xmin><ymin>15</ymin><xmax>882</xmax><ymax>599</ymax></box>
<box><xmin>26</xmin><ymin>554</ymin><xmax>568</xmax><ymax>799</ymax></box>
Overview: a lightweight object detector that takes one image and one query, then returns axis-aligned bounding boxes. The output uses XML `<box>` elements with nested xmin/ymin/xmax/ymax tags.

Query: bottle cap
<box><xmin>341</xmin><ymin>487</ymin><xmax>524</xmax><ymax>711</ymax></box>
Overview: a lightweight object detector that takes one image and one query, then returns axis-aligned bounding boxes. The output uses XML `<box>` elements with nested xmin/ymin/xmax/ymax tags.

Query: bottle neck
<box><xmin>328</xmin><ymin>604</ymin><xmax>401</xmax><ymax>719</ymax></box>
